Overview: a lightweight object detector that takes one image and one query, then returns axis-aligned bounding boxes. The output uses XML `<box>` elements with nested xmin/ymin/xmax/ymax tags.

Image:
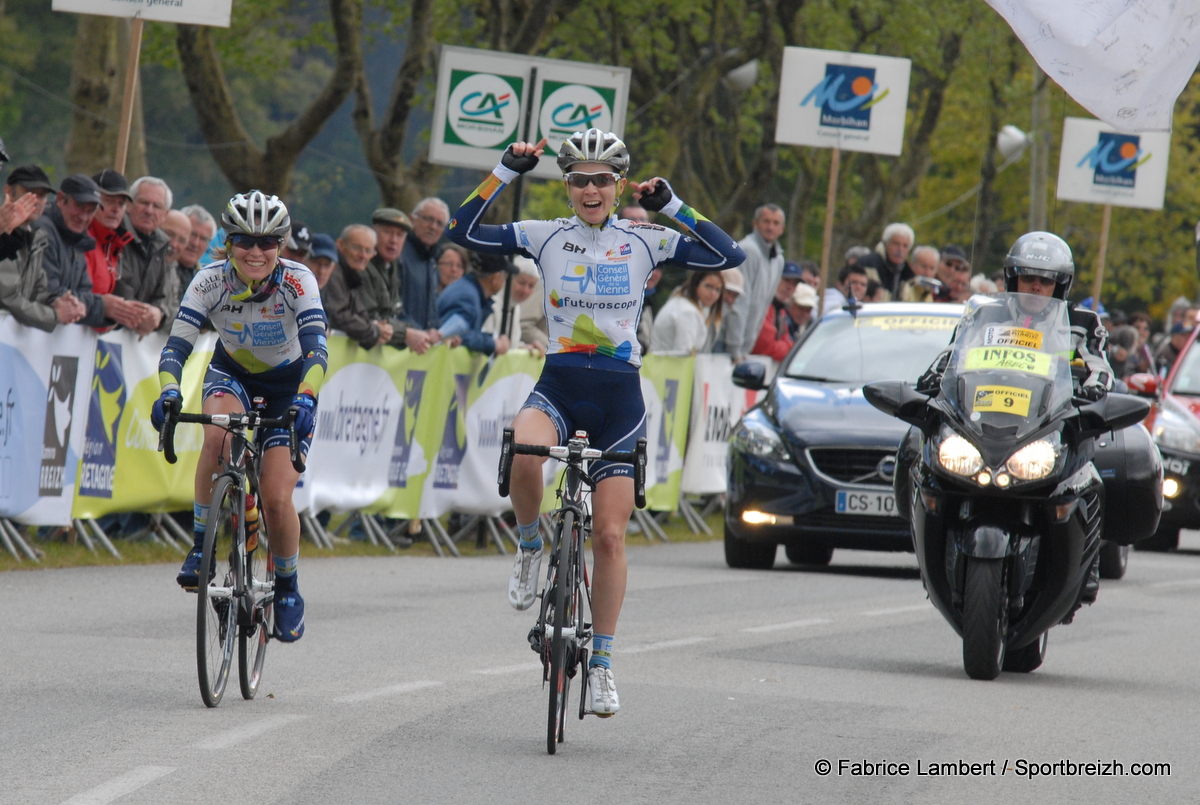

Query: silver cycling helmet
<box><xmin>1002</xmin><ymin>231</ymin><xmax>1075</xmax><ymax>299</ymax></box>
<box><xmin>556</xmin><ymin>128</ymin><xmax>630</xmax><ymax>175</ymax></box>
<box><xmin>222</xmin><ymin>190</ymin><xmax>291</xmax><ymax>240</ymax></box>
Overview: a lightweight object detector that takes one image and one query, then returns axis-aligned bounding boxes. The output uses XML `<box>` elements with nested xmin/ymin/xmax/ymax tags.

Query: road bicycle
<box><xmin>158</xmin><ymin>397</ymin><xmax>305</xmax><ymax>707</ymax></box>
<box><xmin>498</xmin><ymin>427</ymin><xmax>647</xmax><ymax>754</ymax></box>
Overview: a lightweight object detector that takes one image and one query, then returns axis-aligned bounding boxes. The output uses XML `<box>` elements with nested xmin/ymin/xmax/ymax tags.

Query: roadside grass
<box><xmin>0</xmin><ymin>512</ymin><xmax>723</xmax><ymax>573</ymax></box>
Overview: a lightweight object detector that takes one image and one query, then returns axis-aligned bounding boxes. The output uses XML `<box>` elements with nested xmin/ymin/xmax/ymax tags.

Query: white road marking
<box><xmin>742</xmin><ymin>618</ymin><xmax>831</xmax><ymax>634</ymax></box>
<box><xmin>863</xmin><ymin>604</ymin><xmax>931</xmax><ymax>617</ymax></box>
<box><xmin>623</xmin><ymin>637</ymin><xmax>714</xmax><ymax>654</ymax></box>
<box><xmin>474</xmin><ymin>663</ymin><xmax>539</xmax><ymax>675</ymax></box>
<box><xmin>1149</xmin><ymin>578</ymin><xmax>1200</xmax><ymax>588</ymax></box>
<box><xmin>335</xmin><ymin>680</ymin><xmax>443</xmax><ymax>704</ymax></box>
<box><xmin>195</xmin><ymin>715</ymin><xmax>304</xmax><ymax>750</ymax></box>
<box><xmin>59</xmin><ymin>766</ymin><xmax>174</xmax><ymax>805</ymax></box>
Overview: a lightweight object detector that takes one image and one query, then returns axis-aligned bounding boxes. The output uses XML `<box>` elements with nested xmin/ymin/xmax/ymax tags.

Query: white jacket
<box><xmin>651</xmin><ymin>295</ymin><xmax>711</xmax><ymax>356</ymax></box>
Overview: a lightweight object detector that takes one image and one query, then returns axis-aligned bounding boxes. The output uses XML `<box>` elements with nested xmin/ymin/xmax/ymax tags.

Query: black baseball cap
<box><xmin>6</xmin><ymin>164</ymin><xmax>54</xmax><ymax>192</ymax></box>
<box><xmin>477</xmin><ymin>253</ymin><xmax>517</xmax><ymax>275</ymax></box>
<box><xmin>60</xmin><ymin>174</ymin><xmax>102</xmax><ymax>205</ymax></box>
<box><xmin>941</xmin><ymin>244</ymin><xmax>969</xmax><ymax>263</ymax></box>
<box><xmin>0</xmin><ymin>137</ymin><xmax>9</xmax><ymax>163</ymax></box>
<box><xmin>287</xmin><ymin>221</ymin><xmax>313</xmax><ymax>254</ymax></box>
<box><xmin>92</xmin><ymin>169</ymin><xmax>133</xmax><ymax>200</ymax></box>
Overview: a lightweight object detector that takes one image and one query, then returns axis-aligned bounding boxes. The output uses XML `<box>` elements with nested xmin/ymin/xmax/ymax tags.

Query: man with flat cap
<box><xmin>363</xmin><ymin>207</ymin><xmax>437</xmax><ymax>352</ymax></box>
<box><xmin>36</xmin><ymin>173</ymin><xmax>108</xmax><ymax>328</ymax></box>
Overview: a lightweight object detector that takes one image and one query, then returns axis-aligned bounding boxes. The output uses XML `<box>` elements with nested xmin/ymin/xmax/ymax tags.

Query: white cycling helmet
<box><xmin>556</xmin><ymin>129</ymin><xmax>630</xmax><ymax>175</ymax></box>
<box><xmin>222</xmin><ymin>190</ymin><xmax>291</xmax><ymax>240</ymax></box>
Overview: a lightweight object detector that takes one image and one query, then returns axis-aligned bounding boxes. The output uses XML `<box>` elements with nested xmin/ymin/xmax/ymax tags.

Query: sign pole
<box><xmin>500</xmin><ymin>65</ymin><xmax>538</xmax><ymax>337</ymax></box>
<box><xmin>816</xmin><ymin>146</ymin><xmax>841</xmax><ymax>317</ymax></box>
<box><xmin>1090</xmin><ymin>203</ymin><xmax>1112</xmax><ymax>312</ymax></box>
<box><xmin>113</xmin><ymin>16</ymin><xmax>144</xmax><ymax>175</ymax></box>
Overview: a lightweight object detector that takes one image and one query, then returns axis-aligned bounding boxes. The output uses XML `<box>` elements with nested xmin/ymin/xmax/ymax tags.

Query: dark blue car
<box><xmin>725</xmin><ymin>302</ymin><xmax>964</xmax><ymax>569</ymax></box>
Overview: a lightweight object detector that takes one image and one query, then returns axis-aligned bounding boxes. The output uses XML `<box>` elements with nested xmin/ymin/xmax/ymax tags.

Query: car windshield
<box><xmin>1170</xmin><ymin>340</ymin><xmax>1200</xmax><ymax>395</ymax></box>
<box><xmin>784</xmin><ymin>311</ymin><xmax>960</xmax><ymax>384</ymax></box>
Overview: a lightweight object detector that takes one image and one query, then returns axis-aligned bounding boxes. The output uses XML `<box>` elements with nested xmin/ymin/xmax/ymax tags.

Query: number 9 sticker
<box><xmin>973</xmin><ymin>385</ymin><xmax>1032</xmax><ymax>416</ymax></box>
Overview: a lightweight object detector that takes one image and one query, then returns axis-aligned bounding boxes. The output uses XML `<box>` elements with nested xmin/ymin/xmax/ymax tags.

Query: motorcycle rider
<box><xmin>914</xmin><ymin>231</ymin><xmax>1115</xmax><ymax>605</ymax></box>
<box><xmin>917</xmin><ymin>232</ymin><xmax>1113</xmax><ymax>400</ymax></box>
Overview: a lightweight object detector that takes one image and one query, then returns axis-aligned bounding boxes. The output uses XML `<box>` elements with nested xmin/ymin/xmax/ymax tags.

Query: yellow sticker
<box><xmin>861</xmin><ymin>315</ymin><xmax>959</xmax><ymax>331</ymax></box>
<box><xmin>972</xmin><ymin>385</ymin><xmax>1032</xmax><ymax>416</ymax></box>
<box><xmin>982</xmin><ymin>325</ymin><xmax>1043</xmax><ymax>350</ymax></box>
<box><xmin>963</xmin><ymin>346</ymin><xmax>1053</xmax><ymax>376</ymax></box>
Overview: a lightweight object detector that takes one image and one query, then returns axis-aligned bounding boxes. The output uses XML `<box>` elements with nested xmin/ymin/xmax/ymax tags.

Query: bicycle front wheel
<box><xmin>197</xmin><ymin>476</ymin><xmax>239</xmax><ymax>708</ymax></box>
<box><xmin>547</xmin><ymin>510</ymin><xmax>576</xmax><ymax>755</ymax></box>
<box><xmin>238</xmin><ymin>514</ymin><xmax>273</xmax><ymax>700</ymax></box>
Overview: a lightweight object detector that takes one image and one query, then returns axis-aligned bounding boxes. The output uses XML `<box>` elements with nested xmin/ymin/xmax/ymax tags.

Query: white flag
<box><xmin>986</xmin><ymin>0</ymin><xmax>1200</xmax><ymax>132</ymax></box>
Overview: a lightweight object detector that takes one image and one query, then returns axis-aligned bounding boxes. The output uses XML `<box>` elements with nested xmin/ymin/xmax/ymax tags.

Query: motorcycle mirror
<box><xmin>863</xmin><ymin>381</ymin><xmax>933</xmax><ymax>430</ymax></box>
<box><xmin>732</xmin><ymin>361</ymin><xmax>767</xmax><ymax>391</ymax></box>
<box><xmin>1076</xmin><ymin>392</ymin><xmax>1152</xmax><ymax>436</ymax></box>
<box><xmin>1126</xmin><ymin>372</ymin><xmax>1159</xmax><ymax>398</ymax></box>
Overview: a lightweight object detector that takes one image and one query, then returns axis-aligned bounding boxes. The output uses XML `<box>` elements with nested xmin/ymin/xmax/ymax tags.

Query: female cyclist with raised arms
<box><xmin>151</xmin><ymin>191</ymin><xmax>327</xmax><ymax>643</ymax></box>
<box><xmin>447</xmin><ymin>129</ymin><xmax>745</xmax><ymax>715</ymax></box>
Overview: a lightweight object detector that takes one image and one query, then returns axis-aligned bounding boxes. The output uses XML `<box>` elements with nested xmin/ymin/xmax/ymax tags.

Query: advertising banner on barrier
<box><xmin>294</xmin><ymin>337</ymin><xmax>461</xmax><ymax>519</ymax></box>
<box><xmin>0</xmin><ymin>315</ymin><xmax>96</xmax><ymax>524</ymax></box>
<box><xmin>420</xmin><ymin>349</ymin><xmax>545</xmax><ymax>518</ymax></box>
<box><xmin>680</xmin><ymin>355</ymin><xmax>762</xmax><ymax>495</ymax></box>
<box><xmin>640</xmin><ymin>356</ymin><xmax>694</xmax><ymax>511</ymax></box>
<box><xmin>72</xmin><ymin>330</ymin><xmax>215</xmax><ymax>519</ymax></box>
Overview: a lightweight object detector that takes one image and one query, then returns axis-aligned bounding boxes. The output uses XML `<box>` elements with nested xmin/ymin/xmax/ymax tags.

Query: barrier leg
<box><xmin>73</xmin><ymin>519</ymin><xmax>96</xmax><ymax>553</ymax></box>
<box><xmin>423</xmin><ymin>518</ymin><xmax>459</xmax><ymax>557</ymax></box>
<box><xmin>678</xmin><ymin>497</ymin><xmax>712</xmax><ymax>536</ymax></box>
<box><xmin>150</xmin><ymin>514</ymin><xmax>187</xmax><ymax>554</ymax></box>
<box><xmin>157</xmin><ymin>512</ymin><xmax>195</xmax><ymax>553</ymax></box>
<box><xmin>86</xmin><ymin>518</ymin><xmax>122</xmax><ymax>560</ymax></box>
<box><xmin>364</xmin><ymin>513</ymin><xmax>397</xmax><ymax>553</ymax></box>
<box><xmin>0</xmin><ymin>518</ymin><xmax>21</xmax><ymax>562</ymax></box>
<box><xmin>483</xmin><ymin>517</ymin><xmax>509</xmax><ymax>555</ymax></box>
<box><xmin>7</xmin><ymin>522</ymin><xmax>41</xmax><ymax>562</ymax></box>
<box><xmin>634</xmin><ymin>508</ymin><xmax>669</xmax><ymax>542</ymax></box>
<box><xmin>700</xmin><ymin>494</ymin><xmax>724</xmax><ymax>517</ymax></box>
<box><xmin>384</xmin><ymin>520</ymin><xmax>414</xmax><ymax>548</ymax></box>
<box><xmin>448</xmin><ymin>515</ymin><xmax>483</xmax><ymax>544</ymax></box>
<box><xmin>496</xmin><ymin>517</ymin><xmax>520</xmax><ymax>551</ymax></box>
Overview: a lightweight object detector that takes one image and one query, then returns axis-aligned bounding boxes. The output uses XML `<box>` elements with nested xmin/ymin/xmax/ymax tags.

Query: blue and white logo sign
<box><xmin>776</xmin><ymin>47</ymin><xmax>911</xmax><ymax>156</ymax></box>
<box><xmin>1056</xmin><ymin>117</ymin><xmax>1170</xmax><ymax>210</ymax></box>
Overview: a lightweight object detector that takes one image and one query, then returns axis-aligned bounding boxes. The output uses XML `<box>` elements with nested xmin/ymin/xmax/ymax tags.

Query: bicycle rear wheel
<box><xmin>547</xmin><ymin>510</ymin><xmax>576</xmax><ymax>755</ymax></box>
<box><xmin>238</xmin><ymin>511</ymin><xmax>273</xmax><ymax>700</ymax></box>
<box><xmin>197</xmin><ymin>476</ymin><xmax>239</xmax><ymax>708</ymax></box>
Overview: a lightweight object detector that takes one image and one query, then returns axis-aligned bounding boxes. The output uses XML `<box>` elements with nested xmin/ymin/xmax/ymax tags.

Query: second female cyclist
<box><xmin>447</xmin><ymin>129</ymin><xmax>744</xmax><ymax>715</ymax></box>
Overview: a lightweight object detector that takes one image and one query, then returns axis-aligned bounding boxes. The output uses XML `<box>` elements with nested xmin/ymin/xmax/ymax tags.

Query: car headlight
<box><xmin>1006</xmin><ymin>439</ymin><xmax>1058</xmax><ymax>481</ymax></box>
<box><xmin>731</xmin><ymin>415</ymin><xmax>791</xmax><ymax>462</ymax></box>
<box><xmin>937</xmin><ymin>433</ymin><xmax>983</xmax><ymax>476</ymax></box>
<box><xmin>1152</xmin><ymin>408</ymin><xmax>1200</xmax><ymax>455</ymax></box>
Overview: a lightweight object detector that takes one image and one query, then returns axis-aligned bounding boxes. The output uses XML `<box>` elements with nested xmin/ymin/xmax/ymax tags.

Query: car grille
<box><xmin>794</xmin><ymin>510</ymin><xmax>909</xmax><ymax>532</ymax></box>
<box><xmin>806</xmin><ymin>447</ymin><xmax>896</xmax><ymax>486</ymax></box>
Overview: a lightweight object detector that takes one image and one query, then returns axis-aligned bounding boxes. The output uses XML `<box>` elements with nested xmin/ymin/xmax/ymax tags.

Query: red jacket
<box><xmin>751</xmin><ymin>300</ymin><xmax>793</xmax><ymax>361</ymax></box>
<box><xmin>85</xmin><ymin>219</ymin><xmax>134</xmax><ymax>296</ymax></box>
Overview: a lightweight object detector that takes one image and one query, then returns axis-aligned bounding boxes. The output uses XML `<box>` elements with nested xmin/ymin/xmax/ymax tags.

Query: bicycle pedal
<box><xmin>527</xmin><ymin>625</ymin><xmax>544</xmax><ymax>655</ymax></box>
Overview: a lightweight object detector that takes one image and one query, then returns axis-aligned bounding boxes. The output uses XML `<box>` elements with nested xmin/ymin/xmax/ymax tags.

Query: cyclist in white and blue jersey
<box><xmin>151</xmin><ymin>191</ymin><xmax>328</xmax><ymax>643</ymax></box>
<box><xmin>447</xmin><ymin>129</ymin><xmax>745</xmax><ymax>715</ymax></box>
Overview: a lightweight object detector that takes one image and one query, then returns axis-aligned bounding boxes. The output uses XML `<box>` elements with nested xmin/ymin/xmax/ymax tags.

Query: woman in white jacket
<box><xmin>650</xmin><ymin>270</ymin><xmax>725</xmax><ymax>355</ymax></box>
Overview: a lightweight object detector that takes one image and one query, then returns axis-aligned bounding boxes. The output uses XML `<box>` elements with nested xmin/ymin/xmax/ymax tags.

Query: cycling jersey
<box><xmin>158</xmin><ymin>257</ymin><xmax>328</xmax><ymax>399</ymax></box>
<box><xmin>447</xmin><ymin>165</ymin><xmax>744</xmax><ymax>368</ymax></box>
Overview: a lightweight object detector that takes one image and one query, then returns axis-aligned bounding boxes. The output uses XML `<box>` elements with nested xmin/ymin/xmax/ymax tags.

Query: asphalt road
<box><xmin>3</xmin><ymin>533</ymin><xmax>1199</xmax><ymax>805</ymax></box>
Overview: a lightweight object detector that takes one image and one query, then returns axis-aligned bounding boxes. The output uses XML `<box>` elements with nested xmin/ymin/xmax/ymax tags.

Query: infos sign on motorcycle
<box><xmin>865</xmin><ymin>293</ymin><xmax>1162</xmax><ymax>680</ymax></box>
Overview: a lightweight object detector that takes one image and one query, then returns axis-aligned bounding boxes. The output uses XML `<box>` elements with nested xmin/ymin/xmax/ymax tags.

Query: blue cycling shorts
<box><xmin>203</xmin><ymin>345</ymin><xmax>314</xmax><ymax>454</ymax></box>
<box><xmin>522</xmin><ymin>354</ymin><xmax>646</xmax><ymax>483</ymax></box>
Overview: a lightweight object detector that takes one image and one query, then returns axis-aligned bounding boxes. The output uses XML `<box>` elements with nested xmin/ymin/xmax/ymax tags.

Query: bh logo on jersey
<box><xmin>801</xmin><ymin>64</ymin><xmax>888</xmax><ymax>131</ymax></box>
<box><xmin>560</xmin><ymin>263</ymin><xmax>593</xmax><ymax>294</ymax></box>
<box><xmin>1078</xmin><ymin>132</ymin><xmax>1149</xmax><ymax>189</ymax></box>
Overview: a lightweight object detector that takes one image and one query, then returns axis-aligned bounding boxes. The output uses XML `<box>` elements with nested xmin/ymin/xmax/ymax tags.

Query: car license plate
<box><xmin>836</xmin><ymin>490</ymin><xmax>896</xmax><ymax>516</ymax></box>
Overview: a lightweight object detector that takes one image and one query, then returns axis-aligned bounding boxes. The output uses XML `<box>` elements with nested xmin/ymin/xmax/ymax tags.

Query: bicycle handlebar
<box><xmin>498</xmin><ymin>427</ymin><xmax>648</xmax><ymax>509</ymax></box>
<box><xmin>157</xmin><ymin>404</ymin><xmax>307</xmax><ymax>474</ymax></box>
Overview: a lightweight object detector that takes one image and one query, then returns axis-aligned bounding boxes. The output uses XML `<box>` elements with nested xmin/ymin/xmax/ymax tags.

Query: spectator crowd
<box><xmin>0</xmin><ymin>142</ymin><xmax>1180</xmax><ymax>396</ymax></box>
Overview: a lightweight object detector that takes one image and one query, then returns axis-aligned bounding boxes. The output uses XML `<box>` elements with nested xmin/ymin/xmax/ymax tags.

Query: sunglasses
<box><xmin>230</xmin><ymin>234</ymin><xmax>282</xmax><ymax>251</ymax></box>
<box><xmin>565</xmin><ymin>172</ymin><xmax>621</xmax><ymax>189</ymax></box>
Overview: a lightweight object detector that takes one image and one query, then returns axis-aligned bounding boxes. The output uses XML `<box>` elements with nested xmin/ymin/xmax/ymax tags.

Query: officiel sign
<box><xmin>52</xmin><ymin>0</ymin><xmax>232</xmax><ymax>27</ymax></box>
<box><xmin>775</xmin><ymin>47</ymin><xmax>911</xmax><ymax>156</ymax></box>
<box><xmin>1056</xmin><ymin>117</ymin><xmax>1171</xmax><ymax>210</ymax></box>
<box><xmin>431</xmin><ymin>46</ymin><xmax>630</xmax><ymax>177</ymax></box>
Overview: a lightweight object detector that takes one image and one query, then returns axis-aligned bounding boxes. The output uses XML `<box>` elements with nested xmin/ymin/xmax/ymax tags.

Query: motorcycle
<box><xmin>864</xmin><ymin>293</ymin><xmax>1160</xmax><ymax>680</ymax></box>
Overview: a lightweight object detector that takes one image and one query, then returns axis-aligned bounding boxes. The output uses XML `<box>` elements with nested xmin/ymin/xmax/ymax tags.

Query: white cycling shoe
<box><xmin>588</xmin><ymin>665</ymin><xmax>620</xmax><ymax>717</ymax></box>
<box><xmin>508</xmin><ymin>546</ymin><xmax>543</xmax><ymax>611</ymax></box>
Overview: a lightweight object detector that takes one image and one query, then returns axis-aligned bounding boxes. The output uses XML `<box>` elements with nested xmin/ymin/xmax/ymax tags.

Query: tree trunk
<box><xmin>118</xmin><ymin>18</ymin><xmax>148</xmax><ymax>180</ymax></box>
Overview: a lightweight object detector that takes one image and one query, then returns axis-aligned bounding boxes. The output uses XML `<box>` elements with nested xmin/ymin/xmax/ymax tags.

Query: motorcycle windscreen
<box><xmin>940</xmin><ymin>293</ymin><xmax>1074</xmax><ymax>442</ymax></box>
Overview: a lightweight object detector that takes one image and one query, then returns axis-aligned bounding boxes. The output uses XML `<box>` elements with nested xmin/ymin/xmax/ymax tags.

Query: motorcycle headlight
<box><xmin>732</xmin><ymin>415</ymin><xmax>791</xmax><ymax>462</ymax></box>
<box><xmin>937</xmin><ymin>433</ymin><xmax>983</xmax><ymax>476</ymax></box>
<box><xmin>1152</xmin><ymin>409</ymin><xmax>1200</xmax><ymax>455</ymax></box>
<box><xmin>1006</xmin><ymin>439</ymin><xmax>1058</xmax><ymax>481</ymax></box>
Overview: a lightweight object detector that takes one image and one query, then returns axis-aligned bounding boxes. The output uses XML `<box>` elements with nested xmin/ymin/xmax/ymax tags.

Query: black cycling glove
<box><xmin>638</xmin><ymin>179</ymin><xmax>675</xmax><ymax>212</ymax></box>
<box><xmin>500</xmin><ymin>145</ymin><xmax>540</xmax><ymax>175</ymax></box>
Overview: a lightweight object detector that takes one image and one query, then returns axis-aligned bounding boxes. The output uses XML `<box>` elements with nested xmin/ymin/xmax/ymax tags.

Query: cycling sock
<box><xmin>590</xmin><ymin>634</ymin><xmax>613</xmax><ymax>669</ymax></box>
<box><xmin>274</xmin><ymin>552</ymin><xmax>299</xmax><ymax>592</ymax></box>
<box><xmin>192</xmin><ymin>502</ymin><xmax>209</xmax><ymax>548</ymax></box>
<box><xmin>517</xmin><ymin>519</ymin><xmax>542</xmax><ymax>551</ymax></box>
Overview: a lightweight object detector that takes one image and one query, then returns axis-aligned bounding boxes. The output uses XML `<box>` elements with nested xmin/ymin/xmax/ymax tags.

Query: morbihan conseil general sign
<box><xmin>52</xmin><ymin>0</ymin><xmax>232</xmax><ymax>27</ymax></box>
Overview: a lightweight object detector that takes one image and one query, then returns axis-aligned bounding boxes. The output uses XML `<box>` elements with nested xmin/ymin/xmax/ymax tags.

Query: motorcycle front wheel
<box><xmin>962</xmin><ymin>557</ymin><xmax>1007</xmax><ymax>680</ymax></box>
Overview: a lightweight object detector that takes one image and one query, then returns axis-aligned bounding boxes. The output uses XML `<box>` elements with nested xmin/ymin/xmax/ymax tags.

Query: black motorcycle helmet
<box><xmin>1002</xmin><ymin>231</ymin><xmax>1075</xmax><ymax>300</ymax></box>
